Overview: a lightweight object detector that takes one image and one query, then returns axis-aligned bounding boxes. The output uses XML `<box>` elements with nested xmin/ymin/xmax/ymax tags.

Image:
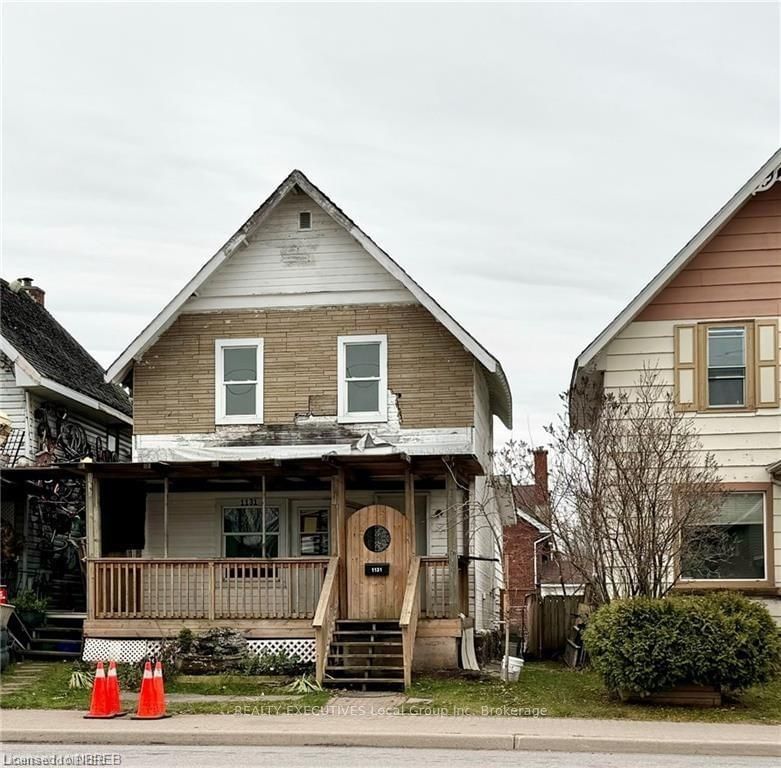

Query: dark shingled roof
<box><xmin>1</xmin><ymin>279</ymin><xmax>132</xmax><ymax>417</ymax></box>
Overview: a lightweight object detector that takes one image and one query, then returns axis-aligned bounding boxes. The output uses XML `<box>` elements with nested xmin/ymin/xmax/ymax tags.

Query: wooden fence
<box><xmin>524</xmin><ymin>594</ymin><xmax>582</xmax><ymax>658</ymax></box>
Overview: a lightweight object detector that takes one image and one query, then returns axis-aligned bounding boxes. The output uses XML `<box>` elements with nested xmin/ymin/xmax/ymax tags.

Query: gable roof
<box><xmin>107</xmin><ymin>170</ymin><xmax>512</xmax><ymax>427</ymax></box>
<box><xmin>0</xmin><ymin>278</ymin><xmax>132</xmax><ymax>419</ymax></box>
<box><xmin>573</xmin><ymin>147</ymin><xmax>781</xmax><ymax>383</ymax></box>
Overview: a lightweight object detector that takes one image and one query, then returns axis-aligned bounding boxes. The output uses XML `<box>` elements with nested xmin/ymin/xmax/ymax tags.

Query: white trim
<box><xmin>515</xmin><ymin>508</ymin><xmax>550</xmax><ymax>532</ymax></box>
<box><xmin>104</xmin><ymin>170</ymin><xmax>512</xmax><ymax>427</ymax></box>
<box><xmin>0</xmin><ymin>337</ymin><xmax>132</xmax><ymax>425</ymax></box>
<box><xmin>215</xmin><ymin>338</ymin><xmax>264</xmax><ymax>425</ymax></box>
<box><xmin>574</xmin><ymin>148</ymin><xmax>781</xmax><ymax>377</ymax></box>
<box><xmin>337</xmin><ymin>334</ymin><xmax>388</xmax><ymax>424</ymax></box>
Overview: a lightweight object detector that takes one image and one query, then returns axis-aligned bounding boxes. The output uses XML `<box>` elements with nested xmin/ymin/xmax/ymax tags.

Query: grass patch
<box><xmin>0</xmin><ymin>662</ymin><xmax>328</xmax><ymax>713</ymax></box>
<box><xmin>406</xmin><ymin>662</ymin><xmax>781</xmax><ymax>724</ymax></box>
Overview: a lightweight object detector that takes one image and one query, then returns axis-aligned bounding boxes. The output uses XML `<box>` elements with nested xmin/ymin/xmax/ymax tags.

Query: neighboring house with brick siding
<box><xmin>572</xmin><ymin>147</ymin><xmax>781</xmax><ymax>622</ymax></box>
<box><xmin>69</xmin><ymin>170</ymin><xmax>514</xmax><ymax>688</ymax></box>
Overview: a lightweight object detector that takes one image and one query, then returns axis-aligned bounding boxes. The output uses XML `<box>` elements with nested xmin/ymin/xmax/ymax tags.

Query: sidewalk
<box><xmin>1</xmin><ymin>707</ymin><xmax>779</xmax><ymax>756</ymax></box>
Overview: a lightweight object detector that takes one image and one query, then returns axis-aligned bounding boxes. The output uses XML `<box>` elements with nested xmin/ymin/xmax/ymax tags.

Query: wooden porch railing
<box><xmin>399</xmin><ymin>556</ymin><xmax>421</xmax><ymax>688</ymax></box>
<box><xmin>88</xmin><ymin>558</ymin><xmax>330</xmax><ymax>620</ymax></box>
<box><xmin>420</xmin><ymin>556</ymin><xmax>459</xmax><ymax>618</ymax></box>
<box><xmin>312</xmin><ymin>556</ymin><xmax>340</xmax><ymax>685</ymax></box>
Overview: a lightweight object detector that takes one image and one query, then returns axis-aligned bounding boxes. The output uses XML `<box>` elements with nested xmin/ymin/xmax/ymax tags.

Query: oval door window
<box><xmin>364</xmin><ymin>524</ymin><xmax>391</xmax><ymax>553</ymax></box>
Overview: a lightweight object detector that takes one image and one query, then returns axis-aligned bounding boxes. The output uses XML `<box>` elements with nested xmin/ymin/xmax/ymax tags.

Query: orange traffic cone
<box><xmin>153</xmin><ymin>661</ymin><xmax>167</xmax><ymax>716</ymax></box>
<box><xmin>106</xmin><ymin>660</ymin><xmax>127</xmax><ymax>717</ymax></box>
<box><xmin>132</xmin><ymin>660</ymin><xmax>169</xmax><ymax>719</ymax></box>
<box><xmin>84</xmin><ymin>661</ymin><xmax>114</xmax><ymax>719</ymax></box>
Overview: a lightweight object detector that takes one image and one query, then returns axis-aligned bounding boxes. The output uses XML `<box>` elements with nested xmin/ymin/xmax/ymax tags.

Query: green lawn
<box><xmin>2</xmin><ymin>660</ymin><xmax>779</xmax><ymax>723</ymax></box>
<box><xmin>406</xmin><ymin>662</ymin><xmax>781</xmax><ymax>724</ymax></box>
<box><xmin>0</xmin><ymin>662</ymin><xmax>329</xmax><ymax>714</ymax></box>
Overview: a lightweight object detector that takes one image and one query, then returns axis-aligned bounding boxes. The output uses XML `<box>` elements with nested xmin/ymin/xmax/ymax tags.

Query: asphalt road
<box><xmin>1</xmin><ymin>745</ymin><xmax>777</xmax><ymax>768</ymax></box>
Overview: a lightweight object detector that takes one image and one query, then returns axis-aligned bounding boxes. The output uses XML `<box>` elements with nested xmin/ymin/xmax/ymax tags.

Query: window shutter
<box><xmin>674</xmin><ymin>325</ymin><xmax>698</xmax><ymax>411</ymax></box>
<box><xmin>755</xmin><ymin>321</ymin><xmax>779</xmax><ymax>408</ymax></box>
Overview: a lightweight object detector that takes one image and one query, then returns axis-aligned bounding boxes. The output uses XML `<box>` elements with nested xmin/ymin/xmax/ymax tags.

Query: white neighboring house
<box><xmin>572</xmin><ymin>148</ymin><xmax>781</xmax><ymax>620</ymax></box>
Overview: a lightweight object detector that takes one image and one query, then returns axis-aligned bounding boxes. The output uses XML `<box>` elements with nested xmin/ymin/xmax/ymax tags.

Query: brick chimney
<box><xmin>19</xmin><ymin>277</ymin><xmax>45</xmax><ymax>306</ymax></box>
<box><xmin>532</xmin><ymin>447</ymin><xmax>549</xmax><ymax>501</ymax></box>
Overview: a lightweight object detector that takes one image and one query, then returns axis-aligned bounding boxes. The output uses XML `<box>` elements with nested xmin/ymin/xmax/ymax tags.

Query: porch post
<box><xmin>85</xmin><ymin>471</ymin><xmax>101</xmax><ymax>558</ymax></box>
<box><xmin>331</xmin><ymin>466</ymin><xmax>347</xmax><ymax>610</ymax></box>
<box><xmin>163</xmin><ymin>476</ymin><xmax>169</xmax><ymax>558</ymax></box>
<box><xmin>405</xmin><ymin>468</ymin><xmax>416</xmax><ymax>556</ymax></box>
<box><xmin>445</xmin><ymin>467</ymin><xmax>459</xmax><ymax>618</ymax></box>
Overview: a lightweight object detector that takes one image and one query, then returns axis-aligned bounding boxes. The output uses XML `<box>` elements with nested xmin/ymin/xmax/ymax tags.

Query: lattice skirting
<box><xmin>83</xmin><ymin>637</ymin><xmax>315</xmax><ymax>664</ymax></box>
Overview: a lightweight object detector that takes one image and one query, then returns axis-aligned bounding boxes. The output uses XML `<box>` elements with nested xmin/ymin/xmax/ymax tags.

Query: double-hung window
<box><xmin>681</xmin><ymin>492</ymin><xmax>766</xmax><ymax>581</ymax></box>
<box><xmin>215</xmin><ymin>339</ymin><xmax>263</xmax><ymax>425</ymax></box>
<box><xmin>707</xmin><ymin>327</ymin><xmax>747</xmax><ymax>408</ymax></box>
<box><xmin>223</xmin><ymin>504</ymin><xmax>280</xmax><ymax>558</ymax></box>
<box><xmin>337</xmin><ymin>335</ymin><xmax>388</xmax><ymax>422</ymax></box>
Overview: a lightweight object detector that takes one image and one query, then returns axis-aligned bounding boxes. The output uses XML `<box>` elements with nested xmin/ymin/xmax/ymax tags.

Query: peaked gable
<box><xmin>574</xmin><ymin>147</ymin><xmax>781</xmax><ymax>379</ymax></box>
<box><xmin>0</xmin><ymin>278</ymin><xmax>132</xmax><ymax>417</ymax></box>
<box><xmin>108</xmin><ymin>171</ymin><xmax>512</xmax><ymax>427</ymax></box>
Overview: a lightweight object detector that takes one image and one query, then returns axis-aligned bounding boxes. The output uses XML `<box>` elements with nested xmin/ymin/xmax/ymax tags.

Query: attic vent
<box><xmin>299</xmin><ymin>211</ymin><xmax>312</xmax><ymax>230</ymax></box>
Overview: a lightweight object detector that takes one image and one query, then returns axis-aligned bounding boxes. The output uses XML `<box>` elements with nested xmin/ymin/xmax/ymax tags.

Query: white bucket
<box><xmin>501</xmin><ymin>655</ymin><xmax>524</xmax><ymax>682</ymax></box>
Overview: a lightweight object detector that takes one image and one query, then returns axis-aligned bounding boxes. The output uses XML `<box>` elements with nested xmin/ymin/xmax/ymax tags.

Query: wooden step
<box><xmin>325</xmin><ymin>664</ymin><xmax>404</xmax><ymax>674</ymax></box>
<box><xmin>323</xmin><ymin>677</ymin><xmax>405</xmax><ymax>686</ymax></box>
<box><xmin>19</xmin><ymin>649</ymin><xmax>81</xmax><ymax>660</ymax></box>
<box><xmin>333</xmin><ymin>630</ymin><xmax>401</xmax><ymax>636</ymax></box>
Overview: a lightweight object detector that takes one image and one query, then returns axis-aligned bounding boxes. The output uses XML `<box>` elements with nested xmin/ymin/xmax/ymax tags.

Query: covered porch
<box><xmin>75</xmin><ymin>455</ymin><xmax>480</xmax><ymax>683</ymax></box>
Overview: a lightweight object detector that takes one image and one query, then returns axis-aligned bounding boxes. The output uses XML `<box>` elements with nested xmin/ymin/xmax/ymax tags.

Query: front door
<box><xmin>346</xmin><ymin>504</ymin><xmax>410</xmax><ymax>619</ymax></box>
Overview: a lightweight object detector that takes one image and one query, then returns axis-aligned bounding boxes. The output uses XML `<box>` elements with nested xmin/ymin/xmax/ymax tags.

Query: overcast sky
<box><xmin>2</xmin><ymin>2</ymin><xmax>779</xmax><ymax>444</ymax></box>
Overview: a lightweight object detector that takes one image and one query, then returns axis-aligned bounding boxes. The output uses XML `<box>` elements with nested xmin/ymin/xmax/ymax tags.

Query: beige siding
<box><xmin>192</xmin><ymin>191</ymin><xmax>413</xmax><ymax>310</ymax></box>
<box><xmin>133</xmin><ymin>304</ymin><xmax>475</xmax><ymax>434</ymax></box>
<box><xmin>473</xmin><ymin>363</ymin><xmax>493</xmax><ymax>472</ymax></box>
<box><xmin>602</xmin><ymin>317</ymin><xmax>781</xmax><ymax>589</ymax></box>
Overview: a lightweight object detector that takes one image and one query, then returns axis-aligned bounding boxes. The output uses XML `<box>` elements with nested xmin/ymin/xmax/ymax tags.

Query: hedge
<box><xmin>583</xmin><ymin>592</ymin><xmax>781</xmax><ymax>695</ymax></box>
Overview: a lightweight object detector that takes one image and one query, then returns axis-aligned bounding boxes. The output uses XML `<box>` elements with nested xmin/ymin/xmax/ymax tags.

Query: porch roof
<box><xmin>0</xmin><ymin>453</ymin><xmax>482</xmax><ymax>482</ymax></box>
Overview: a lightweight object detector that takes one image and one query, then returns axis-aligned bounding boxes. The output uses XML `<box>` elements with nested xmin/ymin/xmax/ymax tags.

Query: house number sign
<box><xmin>365</xmin><ymin>563</ymin><xmax>390</xmax><ymax>576</ymax></box>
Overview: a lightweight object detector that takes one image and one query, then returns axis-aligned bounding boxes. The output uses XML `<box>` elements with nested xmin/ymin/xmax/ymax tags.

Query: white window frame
<box><xmin>215</xmin><ymin>338</ymin><xmax>264</xmax><ymax>425</ymax></box>
<box><xmin>293</xmin><ymin>501</ymin><xmax>331</xmax><ymax>556</ymax></box>
<box><xmin>298</xmin><ymin>211</ymin><xmax>312</xmax><ymax>230</ymax></box>
<box><xmin>337</xmin><ymin>334</ymin><xmax>388</xmax><ymax>423</ymax></box>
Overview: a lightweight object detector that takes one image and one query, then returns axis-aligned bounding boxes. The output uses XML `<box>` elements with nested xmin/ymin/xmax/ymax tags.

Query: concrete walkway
<box><xmin>1</xmin><ymin>707</ymin><xmax>779</xmax><ymax>756</ymax></box>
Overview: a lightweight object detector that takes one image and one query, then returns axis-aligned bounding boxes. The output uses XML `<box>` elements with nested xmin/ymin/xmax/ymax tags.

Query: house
<box><xmin>65</xmin><ymin>170</ymin><xmax>512</xmax><ymax>688</ymax></box>
<box><xmin>0</xmin><ymin>277</ymin><xmax>132</xmax><ymax>613</ymax></box>
<box><xmin>503</xmin><ymin>448</ymin><xmax>582</xmax><ymax>646</ymax></box>
<box><xmin>571</xmin><ymin>148</ymin><xmax>781</xmax><ymax>620</ymax></box>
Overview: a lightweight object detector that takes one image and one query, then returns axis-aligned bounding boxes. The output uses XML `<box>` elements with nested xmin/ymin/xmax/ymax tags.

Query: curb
<box><xmin>3</xmin><ymin>729</ymin><xmax>780</xmax><ymax>756</ymax></box>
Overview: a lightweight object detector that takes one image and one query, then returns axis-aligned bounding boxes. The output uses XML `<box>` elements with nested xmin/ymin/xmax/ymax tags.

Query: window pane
<box><xmin>300</xmin><ymin>509</ymin><xmax>328</xmax><ymax>534</ymax></box>
<box><xmin>225</xmin><ymin>383</ymin><xmax>256</xmax><ymax>415</ymax></box>
<box><xmin>300</xmin><ymin>534</ymin><xmax>328</xmax><ymax>555</ymax></box>
<box><xmin>347</xmin><ymin>380</ymin><xmax>379</xmax><ymax>413</ymax></box>
<box><xmin>708</xmin><ymin>328</ymin><xmax>744</xmax><ymax>368</ymax></box>
<box><xmin>223</xmin><ymin>508</ymin><xmax>243</xmax><ymax>533</ymax></box>
<box><xmin>264</xmin><ymin>535</ymin><xmax>279</xmax><ymax>558</ymax></box>
<box><xmin>265</xmin><ymin>509</ymin><xmax>279</xmax><ymax>533</ymax></box>
<box><xmin>681</xmin><ymin>493</ymin><xmax>765</xmax><ymax>579</ymax></box>
<box><xmin>715</xmin><ymin>493</ymin><xmax>764</xmax><ymax>525</ymax></box>
<box><xmin>708</xmin><ymin>377</ymin><xmax>744</xmax><ymax>407</ymax></box>
<box><xmin>345</xmin><ymin>343</ymin><xmax>380</xmax><ymax>378</ymax></box>
<box><xmin>224</xmin><ymin>347</ymin><xmax>257</xmax><ymax>381</ymax></box>
<box><xmin>225</xmin><ymin>534</ymin><xmax>263</xmax><ymax>557</ymax></box>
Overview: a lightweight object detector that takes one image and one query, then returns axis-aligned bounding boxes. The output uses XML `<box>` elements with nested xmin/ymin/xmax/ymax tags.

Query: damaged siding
<box><xmin>133</xmin><ymin>304</ymin><xmax>475</xmax><ymax>435</ymax></box>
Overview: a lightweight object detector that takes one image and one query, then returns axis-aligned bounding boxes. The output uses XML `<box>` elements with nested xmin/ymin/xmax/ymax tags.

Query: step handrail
<box><xmin>312</xmin><ymin>556</ymin><xmax>340</xmax><ymax>685</ymax></box>
<box><xmin>399</xmin><ymin>556</ymin><xmax>421</xmax><ymax>688</ymax></box>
